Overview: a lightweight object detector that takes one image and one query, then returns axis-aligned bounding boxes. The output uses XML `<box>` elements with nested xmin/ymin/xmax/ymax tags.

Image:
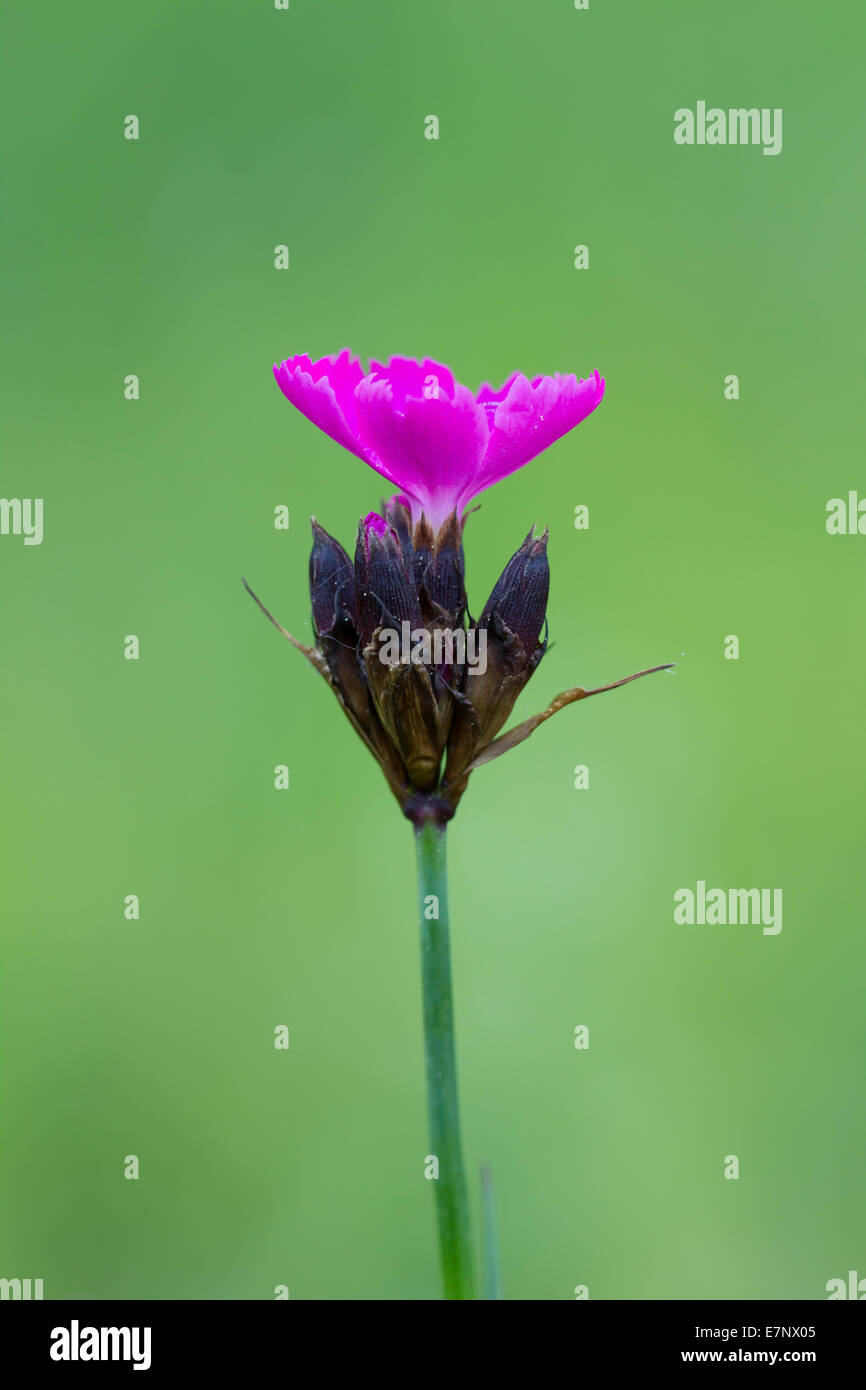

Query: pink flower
<box><xmin>274</xmin><ymin>350</ymin><xmax>605</xmax><ymax>531</ymax></box>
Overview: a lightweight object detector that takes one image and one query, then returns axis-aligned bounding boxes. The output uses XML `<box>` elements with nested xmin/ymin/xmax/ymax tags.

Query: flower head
<box><xmin>248</xmin><ymin>350</ymin><xmax>672</xmax><ymax>824</ymax></box>
<box><xmin>274</xmin><ymin>351</ymin><xmax>605</xmax><ymax>532</ymax></box>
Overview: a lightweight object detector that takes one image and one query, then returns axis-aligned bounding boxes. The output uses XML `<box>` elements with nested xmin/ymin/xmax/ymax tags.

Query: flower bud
<box><xmin>354</xmin><ymin>513</ymin><xmax>443</xmax><ymax>791</ymax></box>
<box><xmin>442</xmin><ymin>528</ymin><xmax>549</xmax><ymax>800</ymax></box>
<box><xmin>309</xmin><ymin>519</ymin><xmax>356</xmax><ymax>637</ymax></box>
<box><xmin>306</xmin><ymin>518</ymin><xmax>411</xmax><ymax>805</ymax></box>
<box><xmin>354</xmin><ymin>512</ymin><xmax>423</xmax><ymax>649</ymax></box>
<box><xmin>479</xmin><ymin>526</ymin><xmax>549</xmax><ymax>659</ymax></box>
<box><xmin>420</xmin><ymin>511</ymin><xmax>466</xmax><ymax>625</ymax></box>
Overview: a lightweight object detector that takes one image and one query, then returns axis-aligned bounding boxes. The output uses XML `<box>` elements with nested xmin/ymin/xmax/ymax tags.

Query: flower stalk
<box><xmin>414</xmin><ymin>812</ymin><xmax>475</xmax><ymax>1300</ymax></box>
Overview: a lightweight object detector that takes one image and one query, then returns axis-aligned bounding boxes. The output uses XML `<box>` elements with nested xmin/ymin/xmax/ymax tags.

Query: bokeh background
<box><xmin>2</xmin><ymin>0</ymin><xmax>864</xmax><ymax>1300</ymax></box>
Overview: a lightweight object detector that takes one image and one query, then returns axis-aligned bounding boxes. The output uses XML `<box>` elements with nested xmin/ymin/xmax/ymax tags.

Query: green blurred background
<box><xmin>2</xmin><ymin>0</ymin><xmax>864</xmax><ymax>1300</ymax></box>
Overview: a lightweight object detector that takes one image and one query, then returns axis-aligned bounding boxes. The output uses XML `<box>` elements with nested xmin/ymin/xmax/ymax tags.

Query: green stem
<box><xmin>480</xmin><ymin>1162</ymin><xmax>504</xmax><ymax>1300</ymax></box>
<box><xmin>414</xmin><ymin>817</ymin><xmax>475</xmax><ymax>1299</ymax></box>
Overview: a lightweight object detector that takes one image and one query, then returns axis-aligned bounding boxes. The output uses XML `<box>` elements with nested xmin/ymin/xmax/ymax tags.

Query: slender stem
<box><xmin>414</xmin><ymin>817</ymin><xmax>475</xmax><ymax>1299</ymax></box>
<box><xmin>480</xmin><ymin>1162</ymin><xmax>504</xmax><ymax>1300</ymax></box>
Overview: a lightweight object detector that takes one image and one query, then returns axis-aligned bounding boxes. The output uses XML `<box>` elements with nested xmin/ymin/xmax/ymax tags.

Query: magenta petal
<box><xmin>355</xmin><ymin>378</ymin><xmax>489</xmax><ymax>531</ymax></box>
<box><xmin>476</xmin><ymin>371</ymin><xmax>522</xmax><ymax>410</ymax></box>
<box><xmin>368</xmin><ymin>355</ymin><xmax>456</xmax><ymax>404</ymax></box>
<box><xmin>273</xmin><ymin>350</ymin><xmax>372</xmax><ymax>463</ymax></box>
<box><xmin>362</xmin><ymin>510</ymin><xmax>390</xmax><ymax>540</ymax></box>
<box><xmin>273</xmin><ymin>350</ymin><xmax>605</xmax><ymax>522</ymax></box>
<box><xmin>461</xmin><ymin>370</ymin><xmax>605</xmax><ymax>509</ymax></box>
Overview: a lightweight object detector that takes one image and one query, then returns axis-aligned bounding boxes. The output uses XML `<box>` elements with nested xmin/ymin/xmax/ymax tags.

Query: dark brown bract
<box><xmin>245</xmin><ymin>504</ymin><xmax>672</xmax><ymax>826</ymax></box>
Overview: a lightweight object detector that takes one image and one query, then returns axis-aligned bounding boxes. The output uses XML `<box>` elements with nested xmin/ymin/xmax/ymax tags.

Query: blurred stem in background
<box><xmin>414</xmin><ymin>818</ymin><xmax>475</xmax><ymax>1299</ymax></box>
<box><xmin>481</xmin><ymin>1161</ymin><xmax>503</xmax><ymax>1300</ymax></box>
